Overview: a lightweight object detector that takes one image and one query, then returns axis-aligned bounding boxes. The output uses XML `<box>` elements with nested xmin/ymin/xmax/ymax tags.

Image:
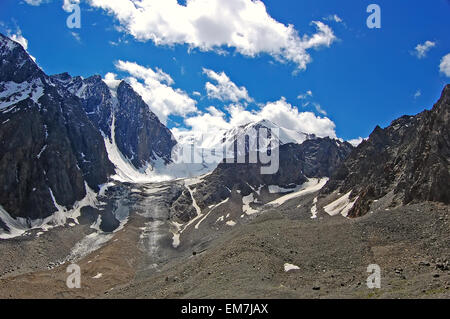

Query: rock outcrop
<box><xmin>0</xmin><ymin>33</ymin><xmax>114</xmax><ymax>220</ymax></box>
<box><xmin>171</xmin><ymin>137</ymin><xmax>353</xmax><ymax>221</ymax></box>
<box><xmin>322</xmin><ymin>84</ymin><xmax>450</xmax><ymax>217</ymax></box>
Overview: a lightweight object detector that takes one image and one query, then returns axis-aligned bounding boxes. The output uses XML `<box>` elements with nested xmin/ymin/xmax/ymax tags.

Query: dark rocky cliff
<box><xmin>0</xmin><ymin>33</ymin><xmax>114</xmax><ymax>220</ymax></box>
<box><xmin>172</xmin><ymin>137</ymin><xmax>353</xmax><ymax>222</ymax></box>
<box><xmin>322</xmin><ymin>84</ymin><xmax>450</xmax><ymax>217</ymax></box>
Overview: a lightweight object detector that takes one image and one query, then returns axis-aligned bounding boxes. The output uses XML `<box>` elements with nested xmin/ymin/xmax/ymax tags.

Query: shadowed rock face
<box><xmin>0</xmin><ymin>32</ymin><xmax>177</xmax><ymax>221</ymax></box>
<box><xmin>51</xmin><ymin>73</ymin><xmax>177</xmax><ymax>170</ymax></box>
<box><xmin>322</xmin><ymin>84</ymin><xmax>450</xmax><ymax>217</ymax></box>
<box><xmin>115</xmin><ymin>81</ymin><xmax>177</xmax><ymax>168</ymax></box>
<box><xmin>0</xmin><ymin>33</ymin><xmax>114</xmax><ymax>220</ymax></box>
<box><xmin>51</xmin><ymin>73</ymin><xmax>114</xmax><ymax>138</ymax></box>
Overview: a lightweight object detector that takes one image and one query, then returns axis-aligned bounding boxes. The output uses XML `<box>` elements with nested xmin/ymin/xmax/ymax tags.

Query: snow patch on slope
<box><xmin>0</xmin><ymin>182</ymin><xmax>100</xmax><ymax>239</ymax></box>
<box><xmin>0</xmin><ymin>79</ymin><xmax>44</xmax><ymax>111</ymax></box>
<box><xmin>324</xmin><ymin>191</ymin><xmax>357</xmax><ymax>217</ymax></box>
<box><xmin>242</xmin><ymin>193</ymin><xmax>258</xmax><ymax>215</ymax></box>
<box><xmin>66</xmin><ymin>232</ymin><xmax>114</xmax><ymax>263</ymax></box>
<box><xmin>310</xmin><ymin>197</ymin><xmax>318</xmax><ymax>219</ymax></box>
<box><xmin>266</xmin><ymin>178</ymin><xmax>328</xmax><ymax>207</ymax></box>
<box><xmin>195</xmin><ymin>198</ymin><xmax>229</xmax><ymax>229</ymax></box>
<box><xmin>284</xmin><ymin>263</ymin><xmax>300</xmax><ymax>272</ymax></box>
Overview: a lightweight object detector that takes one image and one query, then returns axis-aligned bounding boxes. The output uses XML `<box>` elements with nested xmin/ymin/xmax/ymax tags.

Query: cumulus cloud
<box><xmin>439</xmin><ymin>53</ymin><xmax>450</xmax><ymax>77</ymax></box>
<box><xmin>203</xmin><ymin>68</ymin><xmax>253</xmax><ymax>103</ymax></box>
<box><xmin>112</xmin><ymin>60</ymin><xmax>198</xmax><ymax>124</ymax></box>
<box><xmin>86</xmin><ymin>0</ymin><xmax>336</xmax><ymax>70</ymax></box>
<box><xmin>174</xmin><ymin>97</ymin><xmax>337</xmax><ymax>144</ymax></box>
<box><xmin>413</xmin><ymin>40</ymin><xmax>436</xmax><ymax>59</ymax></box>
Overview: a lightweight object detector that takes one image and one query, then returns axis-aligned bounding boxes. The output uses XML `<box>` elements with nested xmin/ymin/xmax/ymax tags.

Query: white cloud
<box><xmin>312</xmin><ymin>103</ymin><xmax>327</xmax><ymax>116</ymax></box>
<box><xmin>113</xmin><ymin>60</ymin><xmax>198</xmax><ymax>124</ymax></box>
<box><xmin>347</xmin><ymin>137</ymin><xmax>366</xmax><ymax>147</ymax></box>
<box><xmin>9</xmin><ymin>32</ymin><xmax>28</xmax><ymax>50</ymax></box>
<box><xmin>297</xmin><ymin>90</ymin><xmax>327</xmax><ymax>115</ymax></box>
<box><xmin>87</xmin><ymin>0</ymin><xmax>336</xmax><ymax>70</ymax></box>
<box><xmin>103</xmin><ymin>72</ymin><xmax>122</xmax><ymax>92</ymax></box>
<box><xmin>439</xmin><ymin>53</ymin><xmax>450</xmax><ymax>77</ymax></box>
<box><xmin>324</xmin><ymin>14</ymin><xmax>343</xmax><ymax>23</ymax></box>
<box><xmin>8</xmin><ymin>28</ymin><xmax>37</xmax><ymax>62</ymax></box>
<box><xmin>175</xmin><ymin>97</ymin><xmax>337</xmax><ymax>143</ymax></box>
<box><xmin>297</xmin><ymin>90</ymin><xmax>313</xmax><ymax>100</ymax></box>
<box><xmin>413</xmin><ymin>40</ymin><xmax>436</xmax><ymax>59</ymax></box>
<box><xmin>203</xmin><ymin>68</ymin><xmax>253</xmax><ymax>103</ymax></box>
<box><xmin>414</xmin><ymin>90</ymin><xmax>421</xmax><ymax>99</ymax></box>
<box><xmin>24</xmin><ymin>0</ymin><xmax>47</xmax><ymax>5</ymax></box>
<box><xmin>71</xmin><ymin>31</ymin><xmax>81</xmax><ymax>43</ymax></box>
<box><xmin>63</xmin><ymin>0</ymin><xmax>80</xmax><ymax>12</ymax></box>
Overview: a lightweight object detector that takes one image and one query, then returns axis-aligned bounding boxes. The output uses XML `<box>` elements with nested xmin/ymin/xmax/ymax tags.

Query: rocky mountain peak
<box><xmin>322</xmin><ymin>84</ymin><xmax>450</xmax><ymax>217</ymax></box>
<box><xmin>0</xmin><ymin>33</ymin><xmax>45</xmax><ymax>84</ymax></box>
<box><xmin>0</xmin><ymin>34</ymin><xmax>115</xmax><ymax>222</ymax></box>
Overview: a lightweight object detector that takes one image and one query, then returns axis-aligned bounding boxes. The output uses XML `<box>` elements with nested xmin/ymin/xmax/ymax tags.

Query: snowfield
<box><xmin>266</xmin><ymin>178</ymin><xmax>329</xmax><ymax>207</ymax></box>
<box><xmin>324</xmin><ymin>191</ymin><xmax>358</xmax><ymax>217</ymax></box>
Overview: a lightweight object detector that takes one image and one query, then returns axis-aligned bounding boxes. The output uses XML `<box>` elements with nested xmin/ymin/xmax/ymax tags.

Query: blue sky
<box><xmin>1</xmin><ymin>0</ymin><xmax>449</xmax><ymax>143</ymax></box>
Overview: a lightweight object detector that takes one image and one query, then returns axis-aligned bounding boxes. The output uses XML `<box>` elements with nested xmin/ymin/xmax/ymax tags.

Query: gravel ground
<box><xmin>109</xmin><ymin>202</ymin><xmax>450</xmax><ymax>299</ymax></box>
<box><xmin>0</xmin><ymin>185</ymin><xmax>448</xmax><ymax>299</ymax></box>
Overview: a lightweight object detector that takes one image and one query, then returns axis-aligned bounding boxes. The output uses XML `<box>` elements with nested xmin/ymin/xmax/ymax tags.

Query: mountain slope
<box><xmin>322</xmin><ymin>84</ymin><xmax>450</xmax><ymax>217</ymax></box>
<box><xmin>51</xmin><ymin>72</ymin><xmax>177</xmax><ymax>177</ymax></box>
<box><xmin>0</xmin><ymin>33</ymin><xmax>114</xmax><ymax>222</ymax></box>
<box><xmin>171</xmin><ymin>137</ymin><xmax>353</xmax><ymax>222</ymax></box>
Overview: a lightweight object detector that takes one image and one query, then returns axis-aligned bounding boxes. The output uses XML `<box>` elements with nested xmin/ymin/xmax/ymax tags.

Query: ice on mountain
<box><xmin>266</xmin><ymin>178</ymin><xmax>328</xmax><ymax>207</ymax></box>
<box><xmin>324</xmin><ymin>191</ymin><xmax>357</xmax><ymax>217</ymax></box>
<box><xmin>242</xmin><ymin>193</ymin><xmax>258</xmax><ymax>215</ymax></box>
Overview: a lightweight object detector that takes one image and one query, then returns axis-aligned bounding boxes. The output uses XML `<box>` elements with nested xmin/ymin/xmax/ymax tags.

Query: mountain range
<box><xmin>0</xmin><ymin>32</ymin><xmax>449</xmax><ymax>299</ymax></box>
<box><xmin>1</xmin><ymin>31</ymin><xmax>449</xmax><ymax>234</ymax></box>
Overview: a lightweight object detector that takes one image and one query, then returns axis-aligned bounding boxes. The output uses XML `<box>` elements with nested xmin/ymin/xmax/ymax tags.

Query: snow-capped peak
<box><xmin>223</xmin><ymin>119</ymin><xmax>315</xmax><ymax>147</ymax></box>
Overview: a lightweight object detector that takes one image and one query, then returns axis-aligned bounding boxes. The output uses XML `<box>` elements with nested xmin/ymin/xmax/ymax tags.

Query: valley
<box><xmin>0</xmin><ymin>178</ymin><xmax>448</xmax><ymax>299</ymax></box>
<box><xmin>0</xmin><ymin>31</ymin><xmax>448</xmax><ymax>299</ymax></box>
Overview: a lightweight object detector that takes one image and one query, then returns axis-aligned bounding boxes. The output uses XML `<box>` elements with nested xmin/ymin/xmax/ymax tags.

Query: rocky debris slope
<box><xmin>322</xmin><ymin>84</ymin><xmax>450</xmax><ymax>217</ymax></box>
<box><xmin>0</xmin><ymin>33</ymin><xmax>114</xmax><ymax>221</ymax></box>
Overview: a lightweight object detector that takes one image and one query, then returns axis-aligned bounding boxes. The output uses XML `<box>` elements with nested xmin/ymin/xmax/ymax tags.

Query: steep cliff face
<box><xmin>115</xmin><ymin>81</ymin><xmax>177</xmax><ymax>168</ymax></box>
<box><xmin>51</xmin><ymin>73</ymin><xmax>114</xmax><ymax>138</ymax></box>
<box><xmin>51</xmin><ymin>73</ymin><xmax>177</xmax><ymax>171</ymax></box>
<box><xmin>322</xmin><ymin>84</ymin><xmax>450</xmax><ymax>217</ymax></box>
<box><xmin>0</xmin><ymin>33</ymin><xmax>114</xmax><ymax>220</ymax></box>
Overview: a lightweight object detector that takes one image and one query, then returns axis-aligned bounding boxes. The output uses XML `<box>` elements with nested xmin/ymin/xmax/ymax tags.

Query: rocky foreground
<box><xmin>0</xmin><ymin>181</ymin><xmax>448</xmax><ymax>299</ymax></box>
